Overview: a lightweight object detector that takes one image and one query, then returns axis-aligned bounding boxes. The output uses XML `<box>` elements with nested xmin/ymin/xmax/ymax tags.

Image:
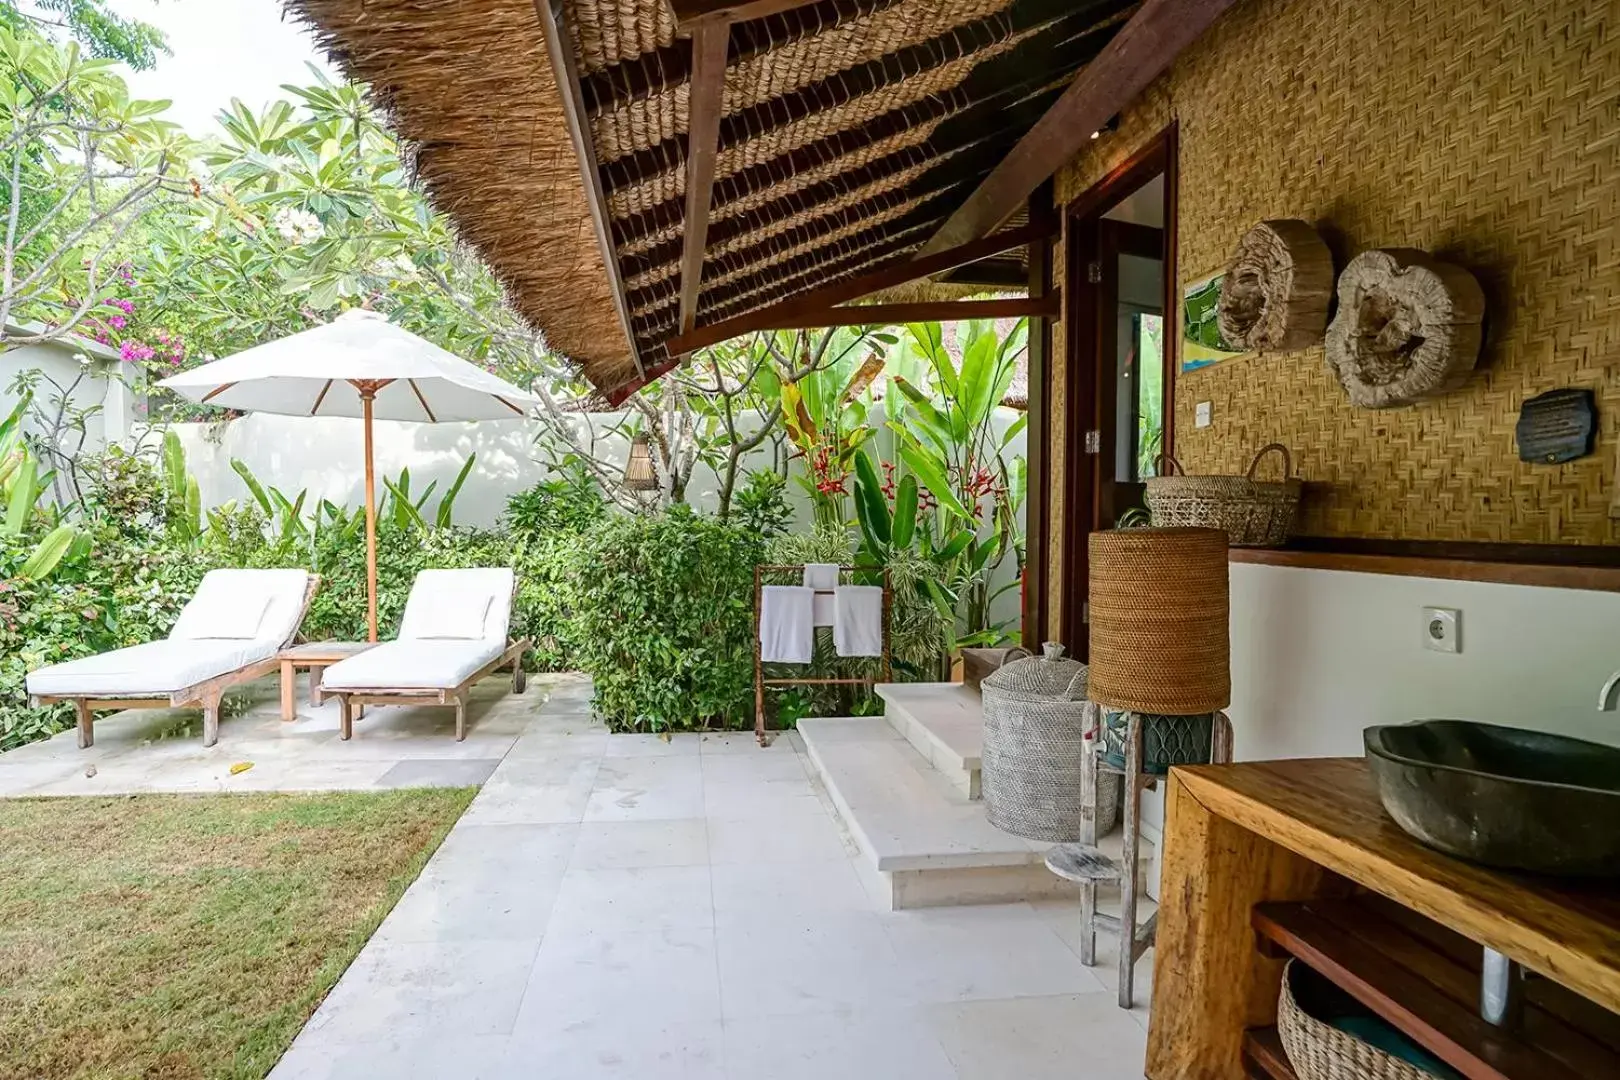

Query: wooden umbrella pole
<box><xmin>361</xmin><ymin>388</ymin><xmax>378</xmax><ymax>643</ymax></box>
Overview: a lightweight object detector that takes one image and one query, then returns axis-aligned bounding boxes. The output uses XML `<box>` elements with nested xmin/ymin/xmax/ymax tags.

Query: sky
<box><xmin>104</xmin><ymin>0</ymin><xmax>336</xmax><ymax>135</ymax></box>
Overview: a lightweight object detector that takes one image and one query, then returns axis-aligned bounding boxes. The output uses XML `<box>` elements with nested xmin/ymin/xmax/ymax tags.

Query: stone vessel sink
<box><xmin>1364</xmin><ymin>720</ymin><xmax>1620</xmax><ymax>878</ymax></box>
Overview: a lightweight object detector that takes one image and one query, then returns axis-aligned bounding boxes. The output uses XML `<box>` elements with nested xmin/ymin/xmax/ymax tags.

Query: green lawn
<box><xmin>0</xmin><ymin>789</ymin><xmax>475</xmax><ymax>1080</ymax></box>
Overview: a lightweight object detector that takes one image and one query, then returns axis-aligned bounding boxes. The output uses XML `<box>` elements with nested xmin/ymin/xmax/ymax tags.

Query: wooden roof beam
<box><xmin>664</xmin><ymin>219</ymin><xmax>1056</xmax><ymax>353</ymax></box>
<box><xmin>533</xmin><ymin>0</ymin><xmax>645</xmax><ymax>379</ymax></box>
<box><xmin>678</xmin><ymin>22</ymin><xmax>729</xmax><ymax>336</ymax></box>
<box><xmin>671</xmin><ymin>0</ymin><xmax>824</xmax><ymax>30</ymax></box>
<box><xmin>717</xmin><ymin>295</ymin><xmax>1057</xmax><ymax>332</ymax></box>
<box><xmin>580</xmin><ymin>0</ymin><xmax>901</xmax><ymax>115</ymax></box>
<box><xmin>600</xmin><ymin>0</ymin><xmax>1108</xmax><ymax>195</ymax></box>
<box><xmin>610</xmin><ymin>9</ymin><xmax>1117</xmax><ymax>247</ymax></box>
<box><xmin>619</xmin><ymin>87</ymin><xmax>1063</xmax><ymax>286</ymax></box>
<box><xmin>921</xmin><ymin>0</ymin><xmax>1241</xmax><ymax>255</ymax></box>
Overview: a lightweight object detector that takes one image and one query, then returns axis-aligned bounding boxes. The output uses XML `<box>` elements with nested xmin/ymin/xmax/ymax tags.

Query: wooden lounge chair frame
<box><xmin>328</xmin><ymin>638</ymin><xmax>530</xmax><ymax>742</ymax></box>
<box><xmin>31</xmin><ymin>574</ymin><xmax>322</xmax><ymax>750</ymax></box>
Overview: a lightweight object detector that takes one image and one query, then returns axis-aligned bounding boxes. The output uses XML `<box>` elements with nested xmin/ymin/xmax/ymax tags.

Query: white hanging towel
<box><xmin>760</xmin><ymin>585</ymin><xmax>815</xmax><ymax>664</ymax></box>
<box><xmin>804</xmin><ymin>563</ymin><xmax>839</xmax><ymax>627</ymax></box>
<box><xmin>833</xmin><ymin>585</ymin><xmax>884</xmax><ymax>657</ymax></box>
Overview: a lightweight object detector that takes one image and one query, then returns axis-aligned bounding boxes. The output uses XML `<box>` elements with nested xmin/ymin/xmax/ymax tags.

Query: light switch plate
<box><xmin>1195</xmin><ymin>401</ymin><xmax>1212</xmax><ymax>428</ymax></box>
<box><xmin>1423</xmin><ymin>607</ymin><xmax>1461</xmax><ymax>653</ymax></box>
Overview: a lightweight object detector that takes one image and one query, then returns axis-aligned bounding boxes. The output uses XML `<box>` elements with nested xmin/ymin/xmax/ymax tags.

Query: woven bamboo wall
<box><xmin>1050</xmin><ymin>0</ymin><xmax>1620</xmax><ymax>549</ymax></box>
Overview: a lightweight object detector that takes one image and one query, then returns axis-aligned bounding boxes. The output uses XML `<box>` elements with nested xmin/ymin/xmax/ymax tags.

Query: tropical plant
<box><xmin>0</xmin><ymin>393</ymin><xmax>80</xmax><ymax>578</ymax></box>
<box><xmin>569</xmin><ymin>506</ymin><xmax>762</xmax><ymax>732</ymax></box>
<box><xmin>0</xmin><ymin>22</ymin><xmax>189</xmax><ymax>349</ymax></box>
<box><xmin>0</xmin><ymin>1</ymin><xmax>169</xmax><ymax>69</ymax></box>
<box><xmin>731</xmin><ymin>469</ymin><xmax>792</xmax><ymax>538</ymax></box>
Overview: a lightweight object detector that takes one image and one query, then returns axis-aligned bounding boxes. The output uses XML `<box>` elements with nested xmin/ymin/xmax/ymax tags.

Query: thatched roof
<box><xmin>287</xmin><ymin>0</ymin><xmax>1136</xmax><ymax>400</ymax></box>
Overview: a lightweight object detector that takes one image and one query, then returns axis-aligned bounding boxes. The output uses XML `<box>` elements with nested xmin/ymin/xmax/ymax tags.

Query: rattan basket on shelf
<box><xmin>1278</xmin><ymin>961</ymin><xmax>1436</xmax><ymax>1080</ymax></box>
<box><xmin>1145</xmin><ymin>444</ymin><xmax>1302</xmax><ymax>547</ymax></box>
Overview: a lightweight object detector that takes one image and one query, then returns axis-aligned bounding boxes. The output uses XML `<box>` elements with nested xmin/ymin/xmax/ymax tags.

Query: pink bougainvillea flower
<box><xmin>107</xmin><ymin>315</ymin><xmax>127</xmax><ymax>329</ymax></box>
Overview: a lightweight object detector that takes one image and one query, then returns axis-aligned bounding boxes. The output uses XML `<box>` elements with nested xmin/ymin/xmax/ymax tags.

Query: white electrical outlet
<box><xmin>1195</xmin><ymin>401</ymin><xmax>1212</xmax><ymax>428</ymax></box>
<box><xmin>1423</xmin><ymin>607</ymin><xmax>1461</xmax><ymax>653</ymax></box>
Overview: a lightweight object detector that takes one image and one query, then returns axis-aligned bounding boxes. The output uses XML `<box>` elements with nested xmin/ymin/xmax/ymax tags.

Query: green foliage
<box><xmin>569</xmin><ymin>507</ymin><xmax>762</xmax><ymax>733</ymax></box>
<box><xmin>731</xmin><ymin>469</ymin><xmax>791</xmax><ymax>538</ymax></box>
<box><xmin>503</xmin><ymin>466</ymin><xmax>607</xmax><ymax>536</ymax></box>
<box><xmin>0</xmin><ymin>1</ymin><xmax>169</xmax><ymax>70</ymax></box>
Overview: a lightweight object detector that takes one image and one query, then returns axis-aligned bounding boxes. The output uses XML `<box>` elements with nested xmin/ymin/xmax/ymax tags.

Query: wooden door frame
<box><xmin>1058</xmin><ymin>121</ymin><xmax>1179</xmax><ymax>657</ymax></box>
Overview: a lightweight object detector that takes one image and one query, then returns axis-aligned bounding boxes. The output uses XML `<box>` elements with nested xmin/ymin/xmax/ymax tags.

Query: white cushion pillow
<box><xmin>170</xmin><ymin>582</ymin><xmax>272</xmax><ymax>640</ymax></box>
<box><xmin>405</xmin><ymin>584</ymin><xmax>493</xmax><ymax>640</ymax></box>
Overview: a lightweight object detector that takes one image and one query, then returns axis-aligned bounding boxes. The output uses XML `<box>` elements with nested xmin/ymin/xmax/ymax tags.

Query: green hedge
<box><xmin>569</xmin><ymin>507</ymin><xmax>762</xmax><ymax>733</ymax></box>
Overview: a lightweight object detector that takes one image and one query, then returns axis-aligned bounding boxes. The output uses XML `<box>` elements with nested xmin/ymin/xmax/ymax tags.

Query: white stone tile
<box><xmin>706</xmin><ymin>813</ymin><xmax>853</xmax><ymax>864</ymax></box>
<box><xmin>545</xmin><ymin>865</ymin><xmax>715</xmax><ymax>936</ymax></box>
<box><xmin>702</xmin><ymin>777</ymin><xmax>827</xmax><ymax>819</ymax></box>
<box><xmin>516</xmin><ymin>925</ymin><xmax>721</xmax><ymax>1028</ymax></box>
<box><xmin>601</xmin><ymin>732</ymin><xmax>704</xmax><ymax>757</ymax></box>
<box><xmin>585</xmin><ymin>756</ymin><xmax>705</xmax><ymax>821</ymax></box>
<box><xmin>710</xmin><ymin>859</ymin><xmax>872</xmax><ymax>920</ymax></box>
<box><xmin>714</xmin><ymin>911</ymin><xmax>909</xmax><ymax>1018</ymax></box>
<box><xmin>570</xmin><ymin>819</ymin><xmax>710</xmax><ymax>869</ymax></box>
<box><xmin>459</xmin><ymin>760</ymin><xmax>600</xmax><ymax>826</ymax></box>
<box><xmin>925</xmin><ymin>991</ymin><xmax>1149</xmax><ymax>1080</ymax></box>
<box><xmin>268</xmin><ymin>1034</ymin><xmax>512</xmax><ymax>1080</ymax></box>
<box><xmin>697</xmin><ymin>732</ymin><xmax>768</xmax><ymax>755</ymax></box>
<box><xmin>722</xmin><ymin>1006</ymin><xmax>957</xmax><ymax>1080</ymax></box>
<box><xmin>698</xmin><ymin>750</ymin><xmax>808</xmax><ymax>784</ymax></box>
<box><xmin>302</xmin><ymin>938</ymin><xmax>541</xmax><ymax>1042</ymax></box>
<box><xmin>501</xmin><ymin>1016</ymin><xmax>725</xmax><ymax>1079</ymax></box>
<box><xmin>882</xmin><ymin>903</ymin><xmax>1107</xmax><ymax>1003</ymax></box>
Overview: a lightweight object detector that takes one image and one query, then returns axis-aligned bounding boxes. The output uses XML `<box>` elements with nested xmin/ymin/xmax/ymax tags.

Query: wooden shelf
<box><xmin>1252</xmin><ymin>898</ymin><xmax>1620</xmax><ymax>1080</ymax></box>
<box><xmin>1241</xmin><ymin>1028</ymin><xmax>1296</xmax><ymax>1080</ymax></box>
<box><xmin>1228</xmin><ymin>546</ymin><xmax>1620</xmax><ymax>592</ymax></box>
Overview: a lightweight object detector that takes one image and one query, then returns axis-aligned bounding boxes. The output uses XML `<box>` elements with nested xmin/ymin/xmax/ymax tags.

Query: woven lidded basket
<box><xmin>1278</xmin><ymin>961</ymin><xmax>1437</xmax><ymax>1080</ymax></box>
<box><xmin>1145</xmin><ymin>444</ymin><xmax>1302</xmax><ymax>547</ymax></box>
<box><xmin>981</xmin><ymin>644</ymin><xmax>1119</xmax><ymax>842</ymax></box>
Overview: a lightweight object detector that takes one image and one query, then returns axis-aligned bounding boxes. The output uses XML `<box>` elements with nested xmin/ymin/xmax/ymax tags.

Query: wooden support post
<box><xmin>1145</xmin><ymin>771</ymin><xmax>1348</xmax><ymax>1079</ymax></box>
<box><xmin>280</xmin><ymin>658</ymin><xmax>296</xmax><ymax>722</ymax></box>
<box><xmin>201</xmin><ymin>692</ymin><xmax>222</xmax><ymax>748</ymax></box>
<box><xmin>74</xmin><ymin>699</ymin><xmax>93</xmax><ymax>749</ymax></box>
<box><xmin>309</xmin><ymin>665</ymin><xmax>326</xmax><ymax>707</ymax></box>
<box><xmin>678</xmin><ymin>20</ymin><xmax>729</xmax><ymax>337</ymax></box>
<box><xmin>454</xmin><ymin>695</ymin><xmax>468</xmax><ymax>742</ymax></box>
<box><xmin>339</xmin><ymin>696</ymin><xmax>354</xmax><ymax>741</ymax></box>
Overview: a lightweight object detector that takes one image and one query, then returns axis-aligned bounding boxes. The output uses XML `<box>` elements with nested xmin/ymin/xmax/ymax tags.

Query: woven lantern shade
<box><xmin>623</xmin><ymin>433</ymin><xmax>658</xmax><ymax>491</ymax></box>
<box><xmin>1088</xmin><ymin>527</ymin><xmax>1230</xmax><ymax>715</ymax></box>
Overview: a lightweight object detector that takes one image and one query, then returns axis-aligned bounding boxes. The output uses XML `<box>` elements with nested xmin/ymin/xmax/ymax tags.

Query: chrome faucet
<box><xmin>1600</xmin><ymin>669</ymin><xmax>1620</xmax><ymax>711</ymax></box>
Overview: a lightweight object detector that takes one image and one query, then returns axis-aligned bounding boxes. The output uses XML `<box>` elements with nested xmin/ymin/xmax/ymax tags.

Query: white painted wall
<box><xmin>1</xmin><ymin>337</ymin><xmax>135</xmax><ymax>455</ymax></box>
<box><xmin>1139</xmin><ymin>561</ymin><xmax>1620</xmax><ymax>896</ymax></box>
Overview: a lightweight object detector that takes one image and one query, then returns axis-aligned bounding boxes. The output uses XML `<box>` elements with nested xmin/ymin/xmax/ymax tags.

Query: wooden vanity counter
<box><xmin>1146</xmin><ymin>757</ymin><xmax>1620</xmax><ymax>1080</ymax></box>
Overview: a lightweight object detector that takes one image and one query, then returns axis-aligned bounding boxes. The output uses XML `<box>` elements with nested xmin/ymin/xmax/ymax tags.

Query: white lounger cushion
<box><xmin>398</xmin><ymin>568</ymin><xmax>514</xmax><ymax>643</ymax></box>
<box><xmin>26</xmin><ymin>639</ymin><xmax>279</xmax><ymax>698</ymax></box>
<box><xmin>27</xmin><ymin>568</ymin><xmax>313</xmax><ymax>699</ymax></box>
<box><xmin>319</xmin><ymin>640</ymin><xmax>505</xmax><ymax>691</ymax></box>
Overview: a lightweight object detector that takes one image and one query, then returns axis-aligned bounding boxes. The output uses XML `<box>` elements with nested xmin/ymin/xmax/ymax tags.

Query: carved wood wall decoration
<box><xmin>1216</xmin><ymin>219</ymin><xmax>1333</xmax><ymax>351</ymax></box>
<box><xmin>1322</xmin><ymin>249</ymin><xmax>1485</xmax><ymax>409</ymax></box>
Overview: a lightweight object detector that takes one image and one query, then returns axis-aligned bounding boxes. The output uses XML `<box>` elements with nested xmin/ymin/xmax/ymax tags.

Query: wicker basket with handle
<box><xmin>1145</xmin><ymin>444</ymin><xmax>1302</xmax><ymax>547</ymax></box>
<box><xmin>1278</xmin><ymin>960</ymin><xmax>1442</xmax><ymax>1080</ymax></box>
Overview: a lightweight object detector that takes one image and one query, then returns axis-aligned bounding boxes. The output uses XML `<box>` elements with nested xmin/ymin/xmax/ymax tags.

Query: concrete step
<box><xmin>799</xmin><ymin>715</ymin><xmax>1151</xmax><ymax>911</ymax></box>
<box><xmin>875</xmin><ymin>682</ymin><xmax>983</xmax><ymax>799</ymax></box>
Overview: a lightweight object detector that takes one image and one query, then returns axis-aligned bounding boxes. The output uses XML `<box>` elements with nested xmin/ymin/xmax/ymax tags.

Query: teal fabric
<box><xmin>1328</xmin><ymin>1016</ymin><xmax>1464</xmax><ymax>1080</ymax></box>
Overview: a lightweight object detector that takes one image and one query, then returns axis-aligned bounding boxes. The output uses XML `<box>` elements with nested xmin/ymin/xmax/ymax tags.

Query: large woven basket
<box><xmin>981</xmin><ymin>645</ymin><xmax>1119</xmax><ymax>842</ymax></box>
<box><xmin>1278</xmin><ymin>961</ymin><xmax>1436</xmax><ymax>1080</ymax></box>
<box><xmin>1145</xmin><ymin>444</ymin><xmax>1302</xmax><ymax>547</ymax></box>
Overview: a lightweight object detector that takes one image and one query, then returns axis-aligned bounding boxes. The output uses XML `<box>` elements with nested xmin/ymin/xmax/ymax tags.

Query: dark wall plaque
<box><xmin>1515</xmin><ymin>388</ymin><xmax>1597</xmax><ymax>464</ymax></box>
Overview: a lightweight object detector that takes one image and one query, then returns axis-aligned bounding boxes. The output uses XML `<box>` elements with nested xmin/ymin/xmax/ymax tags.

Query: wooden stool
<box><xmin>1046</xmin><ymin>708</ymin><xmax>1233</xmax><ymax>1009</ymax></box>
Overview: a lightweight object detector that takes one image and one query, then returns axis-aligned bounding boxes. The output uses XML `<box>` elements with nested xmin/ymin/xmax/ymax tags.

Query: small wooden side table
<box><xmin>278</xmin><ymin>641</ymin><xmax>376</xmax><ymax>721</ymax></box>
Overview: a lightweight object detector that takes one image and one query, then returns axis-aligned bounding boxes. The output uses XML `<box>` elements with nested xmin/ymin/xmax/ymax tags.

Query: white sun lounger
<box><xmin>320</xmin><ymin>568</ymin><xmax>529</xmax><ymax>741</ymax></box>
<box><xmin>28</xmin><ymin>568</ymin><xmax>319</xmax><ymax>748</ymax></box>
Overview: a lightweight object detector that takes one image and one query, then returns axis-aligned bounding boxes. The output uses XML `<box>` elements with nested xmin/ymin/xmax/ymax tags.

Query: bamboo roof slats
<box><xmin>286</xmin><ymin>0</ymin><xmax>1139</xmax><ymax>398</ymax></box>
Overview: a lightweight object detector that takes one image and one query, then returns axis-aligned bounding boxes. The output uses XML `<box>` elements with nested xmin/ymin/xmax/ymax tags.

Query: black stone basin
<box><xmin>1364</xmin><ymin>720</ymin><xmax>1620</xmax><ymax>878</ymax></box>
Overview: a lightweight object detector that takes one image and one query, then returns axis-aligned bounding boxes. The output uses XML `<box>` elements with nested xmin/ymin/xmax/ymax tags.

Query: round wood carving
<box><xmin>1216</xmin><ymin>220</ymin><xmax>1334</xmax><ymax>351</ymax></box>
<box><xmin>1323</xmin><ymin>248</ymin><xmax>1486</xmax><ymax>408</ymax></box>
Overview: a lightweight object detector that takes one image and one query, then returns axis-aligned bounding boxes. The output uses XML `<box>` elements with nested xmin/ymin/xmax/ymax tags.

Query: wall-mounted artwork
<box><xmin>1182</xmin><ymin>272</ymin><xmax>1248</xmax><ymax>372</ymax></box>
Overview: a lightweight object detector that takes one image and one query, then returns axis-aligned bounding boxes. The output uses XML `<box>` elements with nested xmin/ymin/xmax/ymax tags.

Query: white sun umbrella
<box><xmin>160</xmin><ymin>309</ymin><xmax>542</xmax><ymax>641</ymax></box>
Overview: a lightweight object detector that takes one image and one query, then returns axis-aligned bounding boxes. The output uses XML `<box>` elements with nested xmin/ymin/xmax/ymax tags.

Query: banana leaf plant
<box><xmin>778</xmin><ymin>335</ymin><xmax>884</xmax><ymax>529</ymax></box>
<box><xmin>879</xmin><ymin>319</ymin><xmax>1030</xmax><ymax>646</ymax></box>
<box><xmin>0</xmin><ymin>393</ymin><xmax>82</xmax><ymax>579</ymax></box>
